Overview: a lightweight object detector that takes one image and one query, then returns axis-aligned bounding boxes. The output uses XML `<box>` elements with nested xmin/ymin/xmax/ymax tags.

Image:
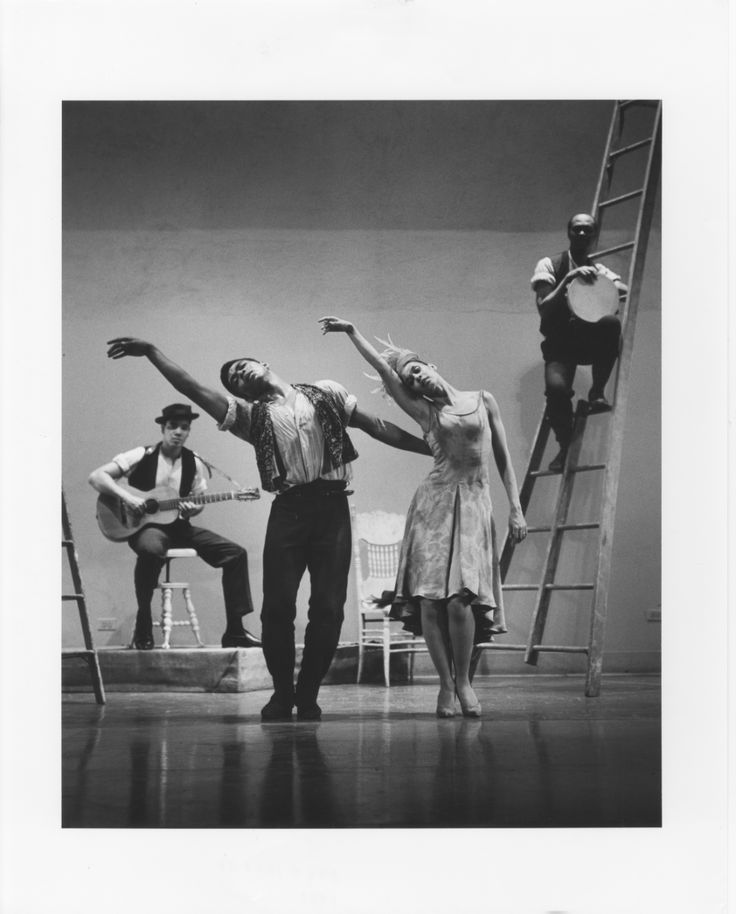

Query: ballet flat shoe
<box><xmin>436</xmin><ymin>690</ymin><xmax>456</xmax><ymax>718</ymax></box>
<box><xmin>460</xmin><ymin>702</ymin><xmax>482</xmax><ymax>719</ymax></box>
<box><xmin>456</xmin><ymin>689</ymin><xmax>482</xmax><ymax>718</ymax></box>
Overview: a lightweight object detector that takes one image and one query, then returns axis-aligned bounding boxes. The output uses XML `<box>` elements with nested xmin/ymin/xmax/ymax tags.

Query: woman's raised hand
<box><xmin>319</xmin><ymin>316</ymin><xmax>354</xmax><ymax>335</ymax></box>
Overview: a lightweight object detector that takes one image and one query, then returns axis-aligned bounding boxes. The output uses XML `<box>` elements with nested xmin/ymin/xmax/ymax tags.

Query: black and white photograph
<box><xmin>0</xmin><ymin>2</ymin><xmax>732</xmax><ymax>913</ymax></box>
<box><xmin>60</xmin><ymin>98</ymin><xmax>662</xmax><ymax>831</ymax></box>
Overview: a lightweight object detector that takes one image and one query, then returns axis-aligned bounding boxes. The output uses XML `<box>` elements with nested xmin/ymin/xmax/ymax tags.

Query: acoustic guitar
<box><xmin>96</xmin><ymin>484</ymin><xmax>260</xmax><ymax>541</ymax></box>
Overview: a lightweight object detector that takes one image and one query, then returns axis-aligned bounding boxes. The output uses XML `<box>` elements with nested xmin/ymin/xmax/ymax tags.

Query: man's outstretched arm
<box><xmin>349</xmin><ymin>407</ymin><xmax>431</xmax><ymax>455</ymax></box>
<box><xmin>107</xmin><ymin>337</ymin><xmax>228</xmax><ymax>422</ymax></box>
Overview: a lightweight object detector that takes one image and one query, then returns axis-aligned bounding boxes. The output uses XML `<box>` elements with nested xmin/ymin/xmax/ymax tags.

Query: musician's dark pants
<box><xmin>542</xmin><ymin>314</ymin><xmax>621</xmax><ymax>446</ymax></box>
<box><xmin>260</xmin><ymin>482</ymin><xmax>351</xmax><ymax>707</ymax></box>
<box><xmin>128</xmin><ymin>519</ymin><xmax>254</xmax><ymax>637</ymax></box>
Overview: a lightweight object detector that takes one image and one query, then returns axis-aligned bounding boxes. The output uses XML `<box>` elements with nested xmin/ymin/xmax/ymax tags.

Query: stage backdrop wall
<box><xmin>62</xmin><ymin>224</ymin><xmax>660</xmax><ymax>673</ymax></box>
<box><xmin>62</xmin><ymin>101</ymin><xmax>660</xmax><ymax>675</ymax></box>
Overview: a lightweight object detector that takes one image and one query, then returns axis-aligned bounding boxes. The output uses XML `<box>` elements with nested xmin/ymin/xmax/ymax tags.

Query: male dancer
<box><xmin>106</xmin><ymin>337</ymin><xmax>430</xmax><ymax>720</ymax></box>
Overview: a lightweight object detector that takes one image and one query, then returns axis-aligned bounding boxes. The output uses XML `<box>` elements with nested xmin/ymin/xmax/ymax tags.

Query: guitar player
<box><xmin>88</xmin><ymin>402</ymin><xmax>261</xmax><ymax>650</ymax></box>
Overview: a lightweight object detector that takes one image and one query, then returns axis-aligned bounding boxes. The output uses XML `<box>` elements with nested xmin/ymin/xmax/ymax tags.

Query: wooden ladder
<box><xmin>472</xmin><ymin>100</ymin><xmax>661</xmax><ymax>696</ymax></box>
<box><xmin>62</xmin><ymin>490</ymin><xmax>105</xmax><ymax>704</ymax></box>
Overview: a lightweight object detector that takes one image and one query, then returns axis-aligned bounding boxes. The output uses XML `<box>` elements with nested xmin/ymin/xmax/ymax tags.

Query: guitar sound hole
<box><xmin>143</xmin><ymin>499</ymin><xmax>160</xmax><ymax>515</ymax></box>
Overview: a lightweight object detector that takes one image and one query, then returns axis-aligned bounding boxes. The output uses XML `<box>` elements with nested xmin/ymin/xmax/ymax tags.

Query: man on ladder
<box><xmin>531</xmin><ymin>213</ymin><xmax>628</xmax><ymax>472</ymax></box>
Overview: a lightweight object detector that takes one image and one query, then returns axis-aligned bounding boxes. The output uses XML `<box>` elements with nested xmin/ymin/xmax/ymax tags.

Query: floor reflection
<box><xmin>62</xmin><ymin>678</ymin><xmax>661</xmax><ymax>828</ymax></box>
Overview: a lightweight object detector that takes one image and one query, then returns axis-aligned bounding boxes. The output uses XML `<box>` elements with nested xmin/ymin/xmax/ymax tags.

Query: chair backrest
<box><xmin>351</xmin><ymin>508</ymin><xmax>406</xmax><ymax>605</ymax></box>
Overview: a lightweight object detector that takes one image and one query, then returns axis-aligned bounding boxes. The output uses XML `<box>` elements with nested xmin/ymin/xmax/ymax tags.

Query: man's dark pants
<box><xmin>542</xmin><ymin>314</ymin><xmax>621</xmax><ymax>446</ymax></box>
<box><xmin>260</xmin><ymin>481</ymin><xmax>351</xmax><ymax>706</ymax></box>
<box><xmin>129</xmin><ymin>519</ymin><xmax>254</xmax><ymax>636</ymax></box>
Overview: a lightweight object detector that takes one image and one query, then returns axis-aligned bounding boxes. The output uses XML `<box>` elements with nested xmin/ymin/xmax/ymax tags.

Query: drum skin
<box><xmin>567</xmin><ymin>273</ymin><xmax>619</xmax><ymax>323</ymax></box>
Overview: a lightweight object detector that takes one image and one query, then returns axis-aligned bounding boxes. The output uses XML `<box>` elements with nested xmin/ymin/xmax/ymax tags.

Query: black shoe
<box><xmin>587</xmin><ymin>395</ymin><xmax>612</xmax><ymax>414</ymax></box>
<box><xmin>261</xmin><ymin>694</ymin><xmax>294</xmax><ymax>722</ymax></box>
<box><xmin>221</xmin><ymin>630</ymin><xmax>262</xmax><ymax>649</ymax></box>
<box><xmin>133</xmin><ymin>634</ymin><xmax>154</xmax><ymax>650</ymax></box>
<box><xmin>548</xmin><ymin>448</ymin><xmax>568</xmax><ymax>473</ymax></box>
<box><xmin>296</xmin><ymin>702</ymin><xmax>322</xmax><ymax>721</ymax></box>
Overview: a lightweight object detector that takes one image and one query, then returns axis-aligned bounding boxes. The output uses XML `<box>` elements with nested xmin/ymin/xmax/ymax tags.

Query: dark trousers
<box><xmin>542</xmin><ymin>314</ymin><xmax>621</xmax><ymax>446</ymax></box>
<box><xmin>261</xmin><ymin>482</ymin><xmax>352</xmax><ymax>705</ymax></box>
<box><xmin>128</xmin><ymin>519</ymin><xmax>254</xmax><ymax>636</ymax></box>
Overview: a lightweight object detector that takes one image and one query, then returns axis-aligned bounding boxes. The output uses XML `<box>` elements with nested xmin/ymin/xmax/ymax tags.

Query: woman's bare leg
<box><xmin>420</xmin><ymin>599</ymin><xmax>456</xmax><ymax>716</ymax></box>
<box><xmin>447</xmin><ymin>595</ymin><xmax>481</xmax><ymax>716</ymax></box>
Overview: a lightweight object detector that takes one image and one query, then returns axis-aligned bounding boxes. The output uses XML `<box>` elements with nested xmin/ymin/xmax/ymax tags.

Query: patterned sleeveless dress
<box><xmin>389</xmin><ymin>391</ymin><xmax>506</xmax><ymax>642</ymax></box>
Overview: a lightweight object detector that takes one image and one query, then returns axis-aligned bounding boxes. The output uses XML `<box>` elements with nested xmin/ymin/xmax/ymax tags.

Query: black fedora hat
<box><xmin>155</xmin><ymin>403</ymin><xmax>200</xmax><ymax>425</ymax></box>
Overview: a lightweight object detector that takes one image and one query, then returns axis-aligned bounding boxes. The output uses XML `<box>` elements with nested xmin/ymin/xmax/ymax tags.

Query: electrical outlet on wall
<box><xmin>98</xmin><ymin>618</ymin><xmax>118</xmax><ymax>631</ymax></box>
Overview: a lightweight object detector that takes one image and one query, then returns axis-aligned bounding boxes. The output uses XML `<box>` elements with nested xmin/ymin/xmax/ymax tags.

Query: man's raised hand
<box><xmin>106</xmin><ymin>337</ymin><xmax>154</xmax><ymax>359</ymax></box>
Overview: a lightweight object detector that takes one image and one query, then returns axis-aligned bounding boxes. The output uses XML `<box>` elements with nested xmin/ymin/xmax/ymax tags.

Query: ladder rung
<box><xmin>527</xmin><ymin>522</ymin><xmax>600</xmax><ymax>534</ymax></box>
<box><xmin>530</xmin><ymin>468</ymin><xmax>561</xmax><ymax>478</ymax></box>
<box><xmin>502</xmin><ymin>583</ymin><xmax>540</xmax><ymax>591</ymax></box>
<box><xmin>598</xmin><ymin>188</ymin><xmax>645</xmax><ymax>209</ymax></box>
<box><xmin>530</xmin><ymin>645</ymin><xmax>589</xmax><ymax>654</ymax></box>
<box><xmin>590</xmin><ymin>241</ymin><xmax>635</xmax><ymax>258</ymax></box>
<box><xmin>530</xmin><ymin>462</ymin><xmax>606</xmax><ymax>478</ymax></box>
<box><xmin>62</xmin><ymin>594</ymin><xmax>85</xmax><ymax>601</ymax></box>
<box><xmin>570</xmin><ymin>463</ymin><xmax>607</xmax><ymax>473</ymax></box>
<box><xmin>544</xmin><ymin>584</ymin><xmax>595</xmax><ymax>591</ymax></box>
<box><xmin>608</xmin><ymin>137</ymin><xmax>653</xmax><ymax>159</ymax></box>
<box><xmin>474</xmin><ymin>643</ymin><xmax>527</xmax><ymax>651</ymax></box>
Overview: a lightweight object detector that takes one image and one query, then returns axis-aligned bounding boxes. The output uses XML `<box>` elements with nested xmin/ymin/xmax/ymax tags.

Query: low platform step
<box><xmin>62</xmin><ymin>644</ymin><xmax>359</xmax><ymax>694</ymax></box>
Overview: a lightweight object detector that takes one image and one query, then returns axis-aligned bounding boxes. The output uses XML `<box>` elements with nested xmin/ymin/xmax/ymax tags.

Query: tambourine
<box><xmin>567</xmin><ymin>273</ymin><xmax>619</xmax><ymax>323</ymax></box>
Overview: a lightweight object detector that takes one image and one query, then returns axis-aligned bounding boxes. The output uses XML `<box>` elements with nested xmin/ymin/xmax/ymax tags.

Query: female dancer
<box><xmin>319</xmin><ymin>317</ymin><xmax>527</xmax><ymax>718</ymax></box>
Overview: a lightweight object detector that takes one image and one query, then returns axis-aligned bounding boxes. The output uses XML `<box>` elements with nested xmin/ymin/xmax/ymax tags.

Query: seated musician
<box><xmin>88</xmin><ymin>402</ymin><xmax>260</xmax><ymax>650</ymax></box>
<box><xmin>531</xmin><ymin>213</ymin><xmax>629</xmax><ymax>472</ymax></box>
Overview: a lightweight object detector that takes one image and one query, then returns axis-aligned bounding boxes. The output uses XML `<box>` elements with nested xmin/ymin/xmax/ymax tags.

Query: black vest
<box><xmin>128</xmin><ymin>444</ymin><xmax>196</xmax><ymax>495</ymax></box>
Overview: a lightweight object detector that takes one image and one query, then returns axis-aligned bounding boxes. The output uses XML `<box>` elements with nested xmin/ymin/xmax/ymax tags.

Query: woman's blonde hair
<box><xmin>366</xmin><ymin>335</ymin><xmax>428</xmax><ymax>399</ymax></box>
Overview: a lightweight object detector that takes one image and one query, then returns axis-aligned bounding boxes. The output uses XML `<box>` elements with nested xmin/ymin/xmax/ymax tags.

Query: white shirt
<box><xmin>217</xmin><ymin>380</ymin><xmax>357</xmax><ymax>489</ymax></box>
<box><xmin>530</xmin><ymin>253</ymin><xmax>621</xmax><ymax>290</ymax></box>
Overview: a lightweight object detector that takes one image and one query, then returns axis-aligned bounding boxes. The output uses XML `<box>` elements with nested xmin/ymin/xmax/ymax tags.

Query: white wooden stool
<box><xmin>155</xmin><ymin>548</ymin><xmax>205</xmax><ymax>649</ymax></box>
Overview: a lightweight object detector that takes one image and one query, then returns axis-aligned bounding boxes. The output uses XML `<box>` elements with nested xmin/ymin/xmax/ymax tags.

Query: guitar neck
<box><xmin>155</xmin><ymin>491</ymin><xmax>236</xmax><ymax>512</ymax></box>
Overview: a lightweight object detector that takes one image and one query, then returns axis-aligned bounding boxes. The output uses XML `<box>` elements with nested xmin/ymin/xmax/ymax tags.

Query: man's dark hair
<box><xmin>219</xmin><ymin>358</ymin><xmax>263</xmax><ymax>396</ymax></box>
<box><xmin>567</xmin><ymin>213</ymin><xmax>598</xmax><ymax>233</ymax></box>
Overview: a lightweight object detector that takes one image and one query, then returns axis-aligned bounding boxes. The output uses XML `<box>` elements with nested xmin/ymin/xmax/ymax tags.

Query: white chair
<box><xmin>351</xmin><ymin>507</ymin><xmax>426</xmax><ymax>687</ymax></box>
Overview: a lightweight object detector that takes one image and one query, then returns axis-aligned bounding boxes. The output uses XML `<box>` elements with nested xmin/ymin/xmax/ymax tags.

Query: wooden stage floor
<box><xmin>63</xmin><ymin>673</ymin><xmax>661</xmax><ymax>829</ymax></box>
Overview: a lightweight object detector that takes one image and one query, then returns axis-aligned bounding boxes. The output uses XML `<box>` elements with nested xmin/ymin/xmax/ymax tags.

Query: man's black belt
<box><xmin>276</xmin><ymin>479</ymin><xmax>353</xmax><ymax>499</ymax></box>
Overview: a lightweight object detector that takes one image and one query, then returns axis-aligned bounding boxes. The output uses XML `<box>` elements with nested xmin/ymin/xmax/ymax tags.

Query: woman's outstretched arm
<box><xmin>483</xmin><ymin>391</ymin><xmax>527</xmax><ymax>544</ymax></box>
<box><xmin>319</xmin><ymin>316</ymin><xmax>430</xmax><ymax>428</ymax></box>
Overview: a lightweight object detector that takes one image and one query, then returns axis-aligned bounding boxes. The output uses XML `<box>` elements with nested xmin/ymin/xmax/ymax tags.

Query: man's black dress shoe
<box><xmin>296</xmin><ymin>702</ymin><xmax>322</xmax><ymax>721</ymax></box>
<box><xmin>261</xmin><ymin>694</ymin><xmax>295</xmax><ymax>721</ymax></box>
<box><xmin>548</xmin><ymin>447</ymin><xmax>568</xmax><ymax>473</ymax></box>
<box><xmin>587</xmin><ymin>396</ymin><xmax>612</xmax><ymax>415</ymax></box>
<box><xmin>221</xmin><ymin>630</ymin><xmax>262</xmax><ymax>649</ymax></box>
<box><xmin>133</xmin><ymin>634</ymin><xmax>154</xmax><ymax>650</ymax></box>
